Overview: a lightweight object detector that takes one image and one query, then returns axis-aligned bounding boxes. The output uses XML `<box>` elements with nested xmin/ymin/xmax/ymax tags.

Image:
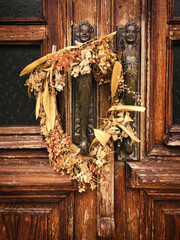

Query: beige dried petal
<box><xmin>112</xmin><ymin>134</ymin><xmax>118</xmax><ymax>141</ymax></box>
<box><xmin>122</xmin><ymin>130</ymin><xmax>128</xmax><ymax>138</ymax></box>
<box><xmin>80</xmin><ymin>65</ymin><xmax>91</xmax><ymax>75</ymax></box>
<box><xmin>124</xmin><ymin>112</ymin><xmax>133</xmax><ymax>124</ymax></box>
<box><xmin>81</xmin><ymin>49</ymin><xmax>88</xmax><ymax>59</ymax></box>
<box><xmin>116</xmin><ymin>116</ymin><xmax>124</xmax><ymax>123</ymax></box>
<box><xmin>71</xmin><ymin>65</ymin><xmax>80</xmax><ymax>77</ymax></box>
<box><xmin>79</xmin><ymin>59</ymin><xmax>89</xmax><ymax>68</ymax></box>
<box><xmin>116</xmin><ymin>122</ymin><xmax>141</xmax><ymax>143</ymax></box>
<box><xmin>86</xmin><ymin>51</ymin><xmax>91</xmax><ymax>60</ymax></box>
<box><xmin>94</xmin><ymin>129</ymin><xmax>111</xmax><ymax>147</ymax></box>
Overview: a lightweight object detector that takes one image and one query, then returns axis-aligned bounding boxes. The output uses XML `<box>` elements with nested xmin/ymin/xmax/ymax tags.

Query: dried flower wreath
<box><xmin>20</xmin><ymin>32</ymin><xmax>145</xmax><ymax>192</ymax></box>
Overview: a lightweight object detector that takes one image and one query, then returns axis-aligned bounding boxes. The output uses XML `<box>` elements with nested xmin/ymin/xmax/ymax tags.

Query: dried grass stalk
<box><xmin>108</xmin><ymin>104</ymin><xmax>146</xmax><ymax>112</ymax></box>
<box><xmin>35</xmin><ymin>93</ymin><xmax>41</xmax><ymax>119</ymax></box>
<box><xmin>111</xmin><ymin>61</ymin><xmax>122</xmax><ymax>100</ymax></box>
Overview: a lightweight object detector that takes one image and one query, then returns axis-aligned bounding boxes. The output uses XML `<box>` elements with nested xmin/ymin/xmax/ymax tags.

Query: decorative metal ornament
<box><xmin>116</xmin><ymin>22</ymin><xmax>140</xmax><ymax>158</ymax></box>
<box><xmin>73</xmin><ymin>20</ymin><xmax>95</xmax><ymax>45</ymax></box>
<box><xmin>72</xmin><ymin>21</ymin><xmax>96</xmax><ymax>155</ymax></box>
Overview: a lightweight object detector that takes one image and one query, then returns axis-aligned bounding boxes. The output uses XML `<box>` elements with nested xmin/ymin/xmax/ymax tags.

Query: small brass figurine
<box><xmin>73</xmin><ymin>21</ymin><xmax>95</xmax><ymax>155</ymax></box>
<box><xmin>74</xmin><ymin>20</ymin><xmax>94</xmax><ymax>45</ymax></box>
<box><xmin>116</xmin><ymin>22</ymin><xmax>140</xmax><ymax>157</ymax></box>
<box><xmin>122</xmin><ymin>22</ymin><xmax>139</xmax><ymax>105</ymax></box>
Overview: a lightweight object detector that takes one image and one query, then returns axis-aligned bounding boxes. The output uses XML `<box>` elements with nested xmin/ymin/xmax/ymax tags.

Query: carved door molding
<box><xmin>0</xmin><ymin>0</ymin><xmax>180</xmax><ymax>239</ymax></box>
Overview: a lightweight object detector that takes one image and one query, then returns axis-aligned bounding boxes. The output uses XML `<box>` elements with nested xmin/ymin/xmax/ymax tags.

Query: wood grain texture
<box><xmin>64</xmin><ymin>0</ymin><xmax>73</xmax><ymax>135</ymax></box>
<box><xmin>97</xmin><ymin>151</ymin><xmax>115</xmax><ymax>239</ymax></box>
<box><xmin>149</xmin><ymin>145</ymin><xmax>180</xmax><ymax>158</ymax></box>
<box><xmin>154</xmin><ymin>201</ymin><xmax>169</xmax><ymax>240</ymax></box>
<box><xmin>0</xmin><ymin>135</ymin><xmax>46</xmax><ymax>149</ymax></box>
<box><xmin>0</xmin><ymin>0</ymin><xmax>179</xmax><ymax>239</ymax></box>
<box><xmin>0</xmin><ymin>203</ymin><xmax>49</xmax><ymax>240</ymax></box>
<box><xmin>73</xmin><ymin>0</ymin><xmax>97</xmax><ymax>26</ymax></box>
<box><xmin>0</xmin><ymin>154</ymin><xmax>77</xmax><ymax>202</ymax></box>
<box><xmin>71</xmin><ymin>1</ymin><xmax>98</xmax><ymax>240</ymax></box>
<box><xmin>125</xmin><ymin>188</ymin><xmax>140</xmax><ymax>240</ymax></box>
<box><xmin>146</xmin><ymin>0</ymin><xmax>155</xmax><ymax>153</ymax></box>
<box><xmin>114</xmin><ymin>162</ymin><xmax>126</xmax><ymax>240</ymax></box>
<box><xmin>152</xmin><ymin>0</ymin><xmax>167</xmax><ymax>144</ymax></box>
<box><xmin>96</xmin><ymin>1</ymin><xmax>115</xmax><ymax>238</ymax></box>
<box><xmin>0</xmin><ymin>1</ymin><xmax>77</xmax><ymax>240</ymax></box>
<box><xmin>140</xmin><ymin>0</ymin><xmax>148</xmax><ymax>159</ymax></box>
<box><xmin>0</xmin><ymin>200</ymin><xmax>73</xmax><ymax>240</ymax></box>
<box><xmin>74</xmin><ymin>188</ymin><xmax>97</xmax><ymax>240</ymax></box>
<box><xmin>163</xmin><ymin>204</ymin><xmax>180</xmax><ymax>240</ymax></box>
<box><xmin>145</xmin><ymin>0</ymin><xmax>179</xmax><ymax>156</ymax></box>
<box><xmin>115</xmin><ymin>0</ymin><xmax>141</xmax><ymax>26</ymax></box>
<box><xmin>0</xmin><ymin>127</ymin><xmax>40</xmax><ymax>135</ymax></box>
<box><xmin>49</xmin><ymin>194</ymin><xmax>74</xmax><ymax>240</ymax></box>
<box><xmin>126</xmin><ymin>161</ymin><xmax>180</xmax><ymax>189</ymax></box>
<box><xmin>140</xmin><ymin>190</ymin><xmax>153</xmax><ymax>240</ymax></box>
<box><xmin>0</xmin><ymin>26</ymin><xmax>46</xmax><ymax>42</ymax></box>
<box><xmin>163</xmin><ymin>134</ymin><xmax>180</xmax><ymax>147</ymax></box>
<box><xmin>146</xmin><ymin>189</ymin><xmax>180</xmax><ymax>201</ymax></box>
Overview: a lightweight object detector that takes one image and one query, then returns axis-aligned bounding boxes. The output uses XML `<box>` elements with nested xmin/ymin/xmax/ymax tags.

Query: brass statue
<box><xmin>116</xmin><ymin>22</ymin><xmax>140</xmax><ymax>157</ymax></box>
<box><xmin>74</xmin><ymin>20</ymin><xmax>94</xmax><ymax>45</ymax></box>
<box><xmin>122</xmin><ymin>22</ymin><xmax>139</xmax><ymax>105</ymax></box>
<box><xmin>73</xmin><ymin>21</ymin><xmax>95</xmax><ymax>155</ymax></box>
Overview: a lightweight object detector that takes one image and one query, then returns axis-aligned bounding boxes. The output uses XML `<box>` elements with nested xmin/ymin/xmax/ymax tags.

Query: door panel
<box><xmin>126</xmin><ymin>0</ymin><xmax>180</xmax><ymax>240</ymax></box>
<box><xmin>0</xmin><ymin>0</ymin><xmax>179</xmax><ymax>239</ymax></box>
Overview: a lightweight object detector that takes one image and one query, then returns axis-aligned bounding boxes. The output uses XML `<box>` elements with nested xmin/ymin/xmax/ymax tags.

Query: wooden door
<box><xmin>0</xmin><ymin>1</ymin><xmax>76</xmax><ymax>239</ymax></box>
<box><xmin>123</xmin><ymin>0</ymin><xmax>180</xmax><ymax>239</ymax></box>
<box><xmin>0</xmin><ymin>0</ymin><xmax>179</xmax><ymax>240</ymax></box>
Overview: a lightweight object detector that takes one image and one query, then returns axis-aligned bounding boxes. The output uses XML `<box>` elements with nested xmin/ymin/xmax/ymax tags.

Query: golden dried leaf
<box><xmin>43</xmin><ymin>80</ymin><xmax>51</xmax><ymax>119</ymax></box>
<box><xmin>108</xmin><ymin>104</ymin><xmax>146</xmax><ymax>112</ymax></box>
<box><xmin>111</xmin><ymin>61</ymin><xmax>122</xmax><ymax>100</ymax></box>
<box><xmin>35</xmin><ymin>92</ymin><xmax>41</xmax><ymax>119</ymax></box>
<box><xmin>124</xmin><ymin>112</ymin><xmax>133</xmax><ymax>124</ymax></box>
<box><xmin>50</xmin><ymin>65</ymin><xmax>53</xmax><ymax>84</ymax></box>
<box><xmin>50</xmin><ymin>94</ymin><xmax>56</xmax><ymax>129</ymax></box>
<box><xmin>100</xmin><ymin>31</ymin><xmax>117</xmax><ymax>41</ymax></box>
<box><xmin>20</xmin><ymin>52</ymin><xmax>57</xmax><ymax>76</ymax></box>
<box><xmin>116</xmin><ymin>122</ymin><xmax>141</xmax><ymax>143</ymax></box>
<box><xmin>43</xmin><ymin>67</ymin><xmax>52</xmax><ymax>72</ymax></box>
<box><xmin>62</xmin><ymin>45</ymin><xmax>78</xmax><ymax>51</ymax></box>
<box><xmin>20</xmin><ymin>56</ymin><xmax>48</xmax><ymax>76</ymax></box>
<box><xmin>43</xmin><ymin>66</ymin><xmax>53</xmax><ymax>84</ymax></box>
<box><xmin>94</xmin><ymin>129</ymin><xmax>111</xmax><ymax>147</ymax></box>
<box><xmin>89</xmin><ymin>137</ymin><xmax>98</xmax><ymax>152</ymax></box>
<box><xmin>46</xmin><ymin>117</ymin><xmax>52</xmax><ymax>132</ymax></box>
<box><xmin>116</xmin><ymin>51</ymin><xmax>122</xmax><ymax>61</ymax></box>
<box><xmin>28</xmin><ymin>83</ymin><xmax>32</xmax><ymax>98</ymax></box>
<box><xmin>45</xmin><ymin>95</ymin><xmax>56</xmax><ymax>132</ymax></box>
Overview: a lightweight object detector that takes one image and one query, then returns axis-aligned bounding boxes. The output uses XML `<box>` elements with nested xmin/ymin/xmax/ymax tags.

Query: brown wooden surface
<box><xmin>140</xmin><ymin>190</ymin><xmax>153</xmax><ymax>240</ymax></box>
<box><xmin>126</xmin><ymin>161</ymin><xmax>180</xmax><ymax>189</ymax></box>
<box><xmin>0</xmin><ymin>0</ymin><xmax>180</xmax><ymax>239</ymax></box>
<box><xmin>0</xmin><ymin>157</ymin><xmax>77</xmax><ymax>202</ymax></box>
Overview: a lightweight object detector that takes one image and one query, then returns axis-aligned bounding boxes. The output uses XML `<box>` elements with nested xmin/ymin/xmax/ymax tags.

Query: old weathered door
<box><xmin>0</xmin><ymin>0</ymin><xmax>179</xmax><ymax>239</ymax></box>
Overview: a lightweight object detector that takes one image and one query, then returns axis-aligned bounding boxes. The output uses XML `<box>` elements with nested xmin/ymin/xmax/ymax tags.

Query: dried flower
<box><xmin>21</xmin><ymin>31</ymin><xmax>144</xmax><ymax>192</ymax></box>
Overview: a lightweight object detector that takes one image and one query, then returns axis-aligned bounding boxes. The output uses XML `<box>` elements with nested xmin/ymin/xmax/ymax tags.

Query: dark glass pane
<box><xmin>0</xmin><ymin>45</ymin><xmax>41</xmax><ymax>126</ymax></box>
<box><xmin>0</xmin><ymin>0</ymin><xmax>41</xmax><ymax>18</ymax></box>
<box><xmin>172</xmin><ymin>44</ymin><xmax>180</xmax><ymax>124</ymax></box>
<box><xmin>174</xmin><ymin>0</ymin><xmax>180</xmax><ymax>17</ymax></box>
